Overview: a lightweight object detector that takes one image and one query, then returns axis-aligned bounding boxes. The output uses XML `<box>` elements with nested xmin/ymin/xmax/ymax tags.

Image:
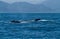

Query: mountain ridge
<box><xmin>0</xmin><ymin>1</ymin><xmax>54</xmax><ymax>13</ymax></box>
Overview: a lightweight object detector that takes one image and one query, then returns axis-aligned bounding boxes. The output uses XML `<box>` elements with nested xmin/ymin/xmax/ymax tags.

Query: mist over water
<box><xmin>0</xmin><ymin>0</ymin><xmax>47</xmax><ymax>4</ymax></box>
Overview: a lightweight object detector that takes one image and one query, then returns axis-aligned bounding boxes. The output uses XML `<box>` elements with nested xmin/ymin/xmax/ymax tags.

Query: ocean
<box><xmin>0</xmin><ymin>13</ymin><xmax>60</xmax><ymax>39</ymax></box>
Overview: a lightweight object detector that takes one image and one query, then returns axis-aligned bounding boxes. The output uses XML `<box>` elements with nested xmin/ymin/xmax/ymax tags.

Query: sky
<box><xmin>0</xmin><ymin>0</ymin><xmax>47</xmax><ymax>4</ymax></box>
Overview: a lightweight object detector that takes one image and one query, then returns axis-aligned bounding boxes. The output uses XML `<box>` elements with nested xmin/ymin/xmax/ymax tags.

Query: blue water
<box><xmin>0</xmin><ymin>13</ymin><xmax>60</xmax><ymax>39</ymax></box>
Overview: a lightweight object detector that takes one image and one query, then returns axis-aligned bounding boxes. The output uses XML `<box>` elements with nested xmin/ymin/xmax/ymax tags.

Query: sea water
<box><xmin>0</xmin><ymin>13</ymin><xmax>60</xmax><ymax>39</ymax></box>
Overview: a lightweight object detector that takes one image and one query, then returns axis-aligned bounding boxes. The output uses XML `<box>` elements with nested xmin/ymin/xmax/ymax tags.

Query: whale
<box><xmin>11</xmin><ymin>19</ymin><xmax>41</xmax><ymax>23</ymax></box>
<box><xmin>10</xmin><ymin>19</ymin><xmax>54</xmax><ymax>24</ymax></box>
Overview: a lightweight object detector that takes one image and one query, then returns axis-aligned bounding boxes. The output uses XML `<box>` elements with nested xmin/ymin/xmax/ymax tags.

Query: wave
<box><xmin>39</xmin><ymin>19</ymin><xmax>54</xmax><ymax>22</ymax></box>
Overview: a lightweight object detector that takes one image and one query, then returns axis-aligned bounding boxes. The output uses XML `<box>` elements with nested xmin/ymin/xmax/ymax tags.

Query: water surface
<box><xmin>0</xmin><ymin>13</ymin><xmax>60</xmax><ymax>39</ymax></box>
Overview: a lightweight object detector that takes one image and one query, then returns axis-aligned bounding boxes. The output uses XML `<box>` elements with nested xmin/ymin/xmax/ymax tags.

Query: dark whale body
<box><xmin>34</xmin><ymin>19</ymin><xmax>40</xmax><ymax>21</ymax></box>
<box><xmin>11</xmin><ymin>20</ymin><xmax>20</xmax><ymax>23</ymax></box>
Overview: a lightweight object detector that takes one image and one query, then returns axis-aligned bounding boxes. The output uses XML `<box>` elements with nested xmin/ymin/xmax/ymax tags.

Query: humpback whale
<box><xmin>11</xmin><ymin>19</ymin><xmax>41</xmax><ymax>23</ymax></box>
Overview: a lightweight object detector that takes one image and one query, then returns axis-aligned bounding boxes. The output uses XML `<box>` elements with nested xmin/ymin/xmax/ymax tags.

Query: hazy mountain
<box><xmin>0</xmin><ymin>1</ymin><xmax>54</xmax><ymax>13</ymax></box>
<box><xmin>0</xmin><ymin>1</ymin><xmax>10</xmax><ymax>13</ymax></box>
<box><xmin>44</xmin><ymin>0</ymin><xmax>60</xmax><ymax>12</ymax></box>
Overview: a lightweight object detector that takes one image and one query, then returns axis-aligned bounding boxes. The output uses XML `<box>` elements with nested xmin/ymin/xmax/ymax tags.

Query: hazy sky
<box><xmin>0</xmin><ymin>0</ymin><xmax>47</xmax><ymax>4</ymax></box>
